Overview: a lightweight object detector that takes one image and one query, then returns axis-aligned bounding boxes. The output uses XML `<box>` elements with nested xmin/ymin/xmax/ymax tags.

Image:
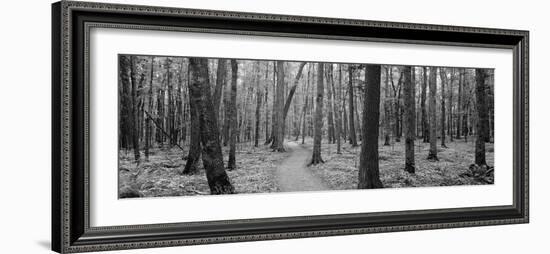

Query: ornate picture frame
<box><xmin>52</xmin><ymin>1</ymin><xmax>529</xmax><ymax>253</ymax></box>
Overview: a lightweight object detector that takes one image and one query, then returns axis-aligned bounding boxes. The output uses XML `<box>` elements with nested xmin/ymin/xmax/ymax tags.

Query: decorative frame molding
<box><xmin>52</xmin><ymin>1</ymin><xmax>529</xmax><ymax>253</ymax></box>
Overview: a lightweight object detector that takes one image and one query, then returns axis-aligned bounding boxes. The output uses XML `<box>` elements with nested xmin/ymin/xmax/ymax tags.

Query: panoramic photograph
<box><xmin>118</xmin><ymin>55</ymin><xmax>494</xmax><ymax>198</ymax></box>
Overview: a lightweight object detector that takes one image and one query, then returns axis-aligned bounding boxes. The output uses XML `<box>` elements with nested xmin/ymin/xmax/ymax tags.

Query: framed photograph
<box><xmin>52</xmin><ymin>1</ymin><xmax>529</xmax><ymax>253</ymax></box>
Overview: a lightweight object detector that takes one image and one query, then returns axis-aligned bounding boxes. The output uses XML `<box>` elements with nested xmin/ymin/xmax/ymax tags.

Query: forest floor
<box><xmin>303</xmin><ymin>137</ymin><xmax>495</xmax><ymax>190</ymax></box>
<box><xmin>119</xmin><ymin>137</ymin><xmax>494</xmax><ymax>198</ymax></box>
<box><xmin>119</xmin><ymin>143</ymin><xmax>288</xmax><ymax>198</ymax></box>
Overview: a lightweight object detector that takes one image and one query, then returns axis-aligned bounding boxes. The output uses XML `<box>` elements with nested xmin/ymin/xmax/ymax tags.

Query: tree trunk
<box><xmin>213</xmin><ymin>59</ymin><xmax>227</xmax><ymax>124</ymax></box>
<box><xmin>127</xmin><ymin>56</ymin><xmax>141</xmax><ymax>162</ymax></box>
<box><xmin>449</xmin><ymin>69</ymin><xmax>454</xmax><ymax>142</ymax></box>
<box><xmin>348</xmin><ymin>65</ymin><xmax>358</xmax><ymax>146</ymax></box>
<box><xmin>182</xmin><ymin>86</ymin><xmax>201</xmax><ymax>174</ymax></box>
<box><xmin>421</xmin><ymin>67</ymin><xmax>429</xmax><ymax>143</ymax></box>
<box><xmin>271</xmin><ymin>61</ymin><xmax>286</xmax><ymax>152</ymax></box>
<box><xmin>439</xmin><ymin>68</ymin><xmax>447</xmax><ymax>148</ymax></box>
<box><xmin>427</xmin><ymin>67</ymin><xmax>439</xmax><ymax>161</ymax></box>
<box><xmin>145</xmin><ymin>57</ymin><xmax>155</xmax><ymax>160</ymax></box>
<box><xmin>310</xmin><ymin>63</ymin><xmax>325</xmax><ymax>165</ymax></box>
<box><xmin>228</xmin><ymin>60</ymin><xmax>238</xmax><ymax>170</ymax></box>
<box><xmin>456</xmin><ymin>69</ymin><xmax>463</xmax><ymax>139</ymax></box>
<box><xmin>383</xmin><ymin>66</ymin><xmax>391</xmax><ymax>146</ymax></box>
<box><xmin>326</xmin><ymin>65</ymin><xmax>335</xmax><ymax>143</ymax></box>
<box><xmin>188</xmin><ymin>58</ymin><xmax>234</xmax><ymax>194</ymax></box>
<box><xmin>475</xmin><ymin>69</ymin><xmax>489</xmax><ymax>166</ymax></box>
<box><xmin>358</xmin><ymin>64</ymin><xmax>383</xmax><ymax>189</ymax></box>
<box><xmin>331</xmin><ymin>64</ymin><xmax>342</xmax><ymax>154</ymax></box>
<box><xmin>299</xmin><ymin>66</ymin><xmax>312</xmax><ymax>143</ymax></box>
<box><xmin>254</xmin><ymin>61</ymin><xmax>262</xmax><ymax>147</ymax></box>
<box><xmin>403</xmin><ymin>66</ymin><xmax>415</xmax><ymax>173</ymax></box>
<box><xmin>264</xmin><ymin>62</ymin><xmax>270</xmax><ymax>144</ymax></box>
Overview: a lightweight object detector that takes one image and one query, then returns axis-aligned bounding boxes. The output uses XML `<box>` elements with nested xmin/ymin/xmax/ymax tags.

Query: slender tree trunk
<box><xmin>145</xmin><ymin>57</ymin><xmax>155</xmax><ymax>160</ymax></box>
<box><xmin>427</xmin><ymin>67</ymin><xmax>439</xmax><ymax>161</ymax></box>
<box><xmin>403</xmin><ymin>66</ymin><xmax>415</xmax><ymax>173</ymax></box>
<box><xmin>358</xmin><ymin>64</ymin><xmax>383</xmax><ymax>189</ymax></box>
<box><xmin>188</xmin><ymin>58</ymin><xmax>234</xmax><ymax>194</ymax></box>
<box><xmin>331</xmin><ymin>64</ymin><xmax>342</xmax><ymax>154</ymax></box>
<box><xmin>299</xmin><ymin>66</ymin><xmax>311</xmax><ymax>143</ymax></box>
<box><xmin>384</xmin><ymin>66</ymin><xmax>391</xmax><ymax>146</ymax></box>
<box><xmin>475</xmin><ymin>69</ymin><xmax>489</xmax><ymax>166</ymax></box>
<box><xmin>254</xmin><ymin>62</ymin><xmax>262</xmax><ymax>147</ymax></box>
<box><xmin>449</xmin><ymin>69</ymin><xmax>454</xmax><ymax>142</ymax></box>
<box><xmin>127</xmin><ymin>56</ymin><xmax>141</xmax><ymax>162</ymax></box>
<box><xmin>439</xmin><ymin>68</ymin><xmax>447</xmax><ymax>148</ymax></box>
<box><xmin>457</xmin><ymin>69</ymin><xmax>463</xmax><ymax>139</ymax></box>
<box><xmin>264</xmin><ymin>62</ymin><xmax>270</xmax><ymax>144</ymax></box>
<box><xmin>310</xmin><ymin>63</ymin><xmax>325</xmax><ymax>165</ymax></box>
<box><xmin>228</xmin><ymin>60</ymin><xmax>238</xmax><ymax>170</ymax></box>
<box><xmin>326</xmin><ymin>65</ymin><xmax>335</xmax><ymax>143</ymax></box>
<box><xmin>213</xmin><ymin>59</ymin><xmax>227</xmax><ymax>124</ymax></box>
<box><xmin>348</xmin><ymin>65</ymin><xmax>358</xmax><ymax>146</ymax></box>
<box><xmin>421</xmin><ymin>67</ymin><xmax>429</xmax><ymax>143</ymax></box>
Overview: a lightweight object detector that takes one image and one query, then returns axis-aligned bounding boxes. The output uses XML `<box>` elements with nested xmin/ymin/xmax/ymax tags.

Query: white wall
<box><xmin>0</xmin><ymin>0</ymin><xmax>547</xmax><ymax>253</ymax></box>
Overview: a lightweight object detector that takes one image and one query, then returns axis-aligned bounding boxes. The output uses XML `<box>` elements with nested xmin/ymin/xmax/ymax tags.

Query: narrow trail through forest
<box><xmin>276</xmin><ymin>141</ymin><xmax>329</xmax><ymax>192</ymax></box>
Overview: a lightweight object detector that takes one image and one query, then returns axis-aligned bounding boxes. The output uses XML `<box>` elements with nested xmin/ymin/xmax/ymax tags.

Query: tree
<box><xmin>182</xmin><ymin>88</ymin><xmax>201</xmax><ymax>174</ymax></box>
<box><xmin>427</xmin><ymin>67</ymin><xmax>439</xmax><ymax>161</ymax></box>
<box><xmin>144</xmin><ymin>57</ymin><xmax>155</xmax><ymax>160</ymax></box>
<box><xmin>348</xmin><ymin>65</ymin><xmax>358</xmax><ymax>146</ymax></box>
<box><xmin>421</xmin><ymin>67</ymin><xmax>429</xmax><ymax>143</ymax></box>
<box><xmin>271</xmin><ymin>61</ymin><xmax>286</xmax><ymax>151</ymax></box>
<box><xmin>213</xmin><ymin>59</ymin><xmax>227</xmax><ymax>123</ymax></box>
<box><xmin>475</xmin><ymin>69</ymin><xmax>489</xmax><ymax>166</ymax></box>
<box><xmin>254</xmin><ymin>61</ymin><xmax>262</xmax><ymax>147</ymax></box>
<box><xmin>310</xmin><ymin>63</ymin><xmax>325</xmax><ymax>165</ymax></box>
<box><xmin>456</xmin><ymin>69</ymin><xmax>463</xmax><ymax>139</ymax></box>
<box><xmin>403</xmin><ymin>66</ymin><xmax>415</xmax><ymax>173</ymax></box>
<box><xmin>358</xmin><ymin>64</ymin><xmax>383</xmax><ymax>189</ymax></box>
<box><xmin>383</xmin><ymin>66</ymin><xmax>391</xmax><ymax>146</ymax></box>
<box><xmin>188</xmin><ymin>58</ymin><xmax>234</xmax><ymax>194</ymax></box>
<box><xmin>330</xmin><ymin>64</ymin><xmax>342</xmax><ymax>154</ymax></box>
<box><xmin>120</xmin><ymin>55</ymin><xmax>141</xmax><ymax>162</ymax></box>
<box><xmin>228</xmin><ymin>60</ymin><xmax>238</xmax><ymax>170</ymax></box>
<box><xmin>439</xmin><ymin>68</ymin><xmax>448</xmax><ymax>148</ymax></box>
<box><xmin>390</xmin><ymin>67</ymin><xmax>404</xmax><ymax>142</ymax></box>
<box><xmin>326</xmin><ymin>65</ymin><xmax>336</xmax><ymax>143</ymax></box>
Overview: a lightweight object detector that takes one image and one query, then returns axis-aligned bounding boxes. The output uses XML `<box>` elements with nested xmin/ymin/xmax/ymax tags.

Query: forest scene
<box><xmin>118</xmin><ymin>54</ymin><xmax>495</xmax><ymax>198</ymax></box>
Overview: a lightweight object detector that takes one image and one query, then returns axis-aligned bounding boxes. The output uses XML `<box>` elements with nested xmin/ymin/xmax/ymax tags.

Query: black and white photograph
<box><xmin>118</xmin><ymin>55</ymin><xmax>495</xmax><ymax>198</ymax></box>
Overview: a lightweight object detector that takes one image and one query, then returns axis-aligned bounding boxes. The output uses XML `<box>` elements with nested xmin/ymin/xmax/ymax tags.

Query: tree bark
<box><xmin>427</xmin><ymin>67</ymin><xmax>439</xmax><ymax>161</ymax></box>
<box><xmin>188</xmin><ymin>58</ymin><xmax>234</xmax><ymax>194</ymax></box>
<box><xmin>475</xmin><ymin>69</ymin><xmax>489</xmax><ymax>166</ymax></box>
<box><xmin>213</xmin><ymin>59</ymin><xmax>227</xmax><ymax>124</ymax></box>
<box><xmin>182</xmin><ymin>86</ymin><xmax>201</xmax><ymax>174</ymax></box>
<box><xmin>456</xmin><ymin>69</ymin><xmax>463</xmax><ymax>139</ymax></box>
<box><xmin>228</xmin><ymin>60</ymin><xmax>238</xmax><ymax>170</ymax></box>
<box><xmin>421</xmin><ymin>67</ymin><xmax>429</xmax><ymax>143</ymax></box>
<box><xmin>271</xmin><ymin>61</ymin><xmax>286</xmax><ymax>151</ymax></box>
<box><xmin>403</xmin><ymin>66</ymin><xmax>415</xmax><ymax>173</ymax></box>
<box><xmin>127</xmin><ymin>56</ymin><xmax>141</xmax><ymax>162</ymax></box>
<box><xmin>145</xmin><ymin>57</ymin><xmax>154</xmax><ymax>160</ymax></box>
<box><xmin>330</xmin><ymin>64</ymin><xmax>342</xmax><ymax>154</ymax></box>
<box><xmin>348</xmin><ymin>65</ymin><xmax>358</xmax><ymax>146</ymax></box>
<box><xmin>254</xmin><ymin>61</ymin><xmax>262</xmax><ymax>147</ymax></box>
<box><xmin>439</xmin><ymin>68</ymin><xmax>447</xmax><ymax>148</ymax></box>
<box><xmin>358</xmin><ymin>64</ymin><xmax>383</xmax><ymax>189</ymax></box>
<box><xmin>383</xmin><ymin>66</ymin><xmax>391</xmax><ymax>146</ymax></box>
<box><xmin>310</xmin><ymin>63</ymin><xmax>325</xmax><ymax>165</ymax></box>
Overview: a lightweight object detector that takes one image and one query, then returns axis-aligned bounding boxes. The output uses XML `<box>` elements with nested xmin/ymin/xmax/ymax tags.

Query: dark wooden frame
<box><xmin>52</xmin><ymin>1</ymin><xmax>529</xmax><ymax>253</ymax></box>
